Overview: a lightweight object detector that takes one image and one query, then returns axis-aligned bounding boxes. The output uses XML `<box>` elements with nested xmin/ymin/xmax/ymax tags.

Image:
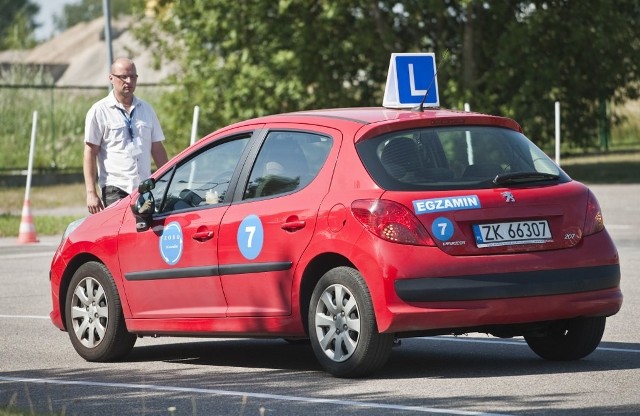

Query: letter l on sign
<box><xmin>409</xmin><ymin>64</ymin><xmax>426</xmax><ymax>95</ymax></box>
<box><xmin>383</xmin><ymin>53</ymin><xmax>439</xmax><ymax>108</ymax></box>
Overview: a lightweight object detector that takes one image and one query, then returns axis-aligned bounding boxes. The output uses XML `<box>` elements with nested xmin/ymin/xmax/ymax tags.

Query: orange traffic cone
<box><xmin>17</xmin><ymin>199</ymin><xmax>39</xmax><ymax>244</ymax></box>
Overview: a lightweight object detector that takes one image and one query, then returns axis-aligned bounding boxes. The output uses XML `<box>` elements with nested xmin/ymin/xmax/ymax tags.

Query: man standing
<box><xmin>84</xmin><ymin>57</ymin><xmax>169</xmax><ymax>213</ymax></box>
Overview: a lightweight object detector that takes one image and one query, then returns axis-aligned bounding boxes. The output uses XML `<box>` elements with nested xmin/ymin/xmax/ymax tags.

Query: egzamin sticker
<box><xmin>413</xmin><ymin>195</ymin><xmax>481</xmax><ymax>214</ymax></box>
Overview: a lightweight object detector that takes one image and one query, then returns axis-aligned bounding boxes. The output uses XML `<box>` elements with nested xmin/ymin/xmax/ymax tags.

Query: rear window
<box><xmin>357</xmin><ymin>126</ymin><xmax>570</xmax><ymax>191</ymax></box>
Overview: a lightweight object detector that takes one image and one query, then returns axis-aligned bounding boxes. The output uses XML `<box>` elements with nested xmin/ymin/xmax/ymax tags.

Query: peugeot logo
<box><xmin>501</xmin><ymin>191</ymin><xmax>516</xmax><ymax>203</ymax></box>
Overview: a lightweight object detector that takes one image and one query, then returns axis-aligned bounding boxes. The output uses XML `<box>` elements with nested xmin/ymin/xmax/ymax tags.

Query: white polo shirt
<box><xmin>84</xmin><ymin>91</ymin><xmax>165</xmax><ymax>194</ymax></box>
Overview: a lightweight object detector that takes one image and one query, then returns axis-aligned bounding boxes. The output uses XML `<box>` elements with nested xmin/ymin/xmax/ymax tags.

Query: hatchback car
<box><xmin>49</xmin><ymin>107</ymin><xmax>622</xmax><ymax>377</ymax></box>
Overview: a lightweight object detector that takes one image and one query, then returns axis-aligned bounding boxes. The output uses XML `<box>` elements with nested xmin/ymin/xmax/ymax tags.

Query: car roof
<box><xmin>211</xmin><ymin>107</ymin><xmax>523</xmax><ymax>143</ymax></box>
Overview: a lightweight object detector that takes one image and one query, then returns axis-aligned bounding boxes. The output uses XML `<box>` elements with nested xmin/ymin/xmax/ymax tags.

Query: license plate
<box><xmin>472</xmin><ymin>220</ymin><xmax>552</xmax><ymax>248</ymax></box>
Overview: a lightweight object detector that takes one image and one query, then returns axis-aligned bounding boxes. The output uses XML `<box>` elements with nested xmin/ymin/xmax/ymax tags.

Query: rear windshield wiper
<box><xmin>493</xmin><ymin>171</ymin><xmax>560</xmax><ymax>185</ymax></box>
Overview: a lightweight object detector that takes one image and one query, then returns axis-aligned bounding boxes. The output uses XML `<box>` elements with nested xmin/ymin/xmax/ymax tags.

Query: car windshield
<box><xmin>357</xmin><ymin>126</ymin><xmax>570</xmax><ymax>191</ymax></box>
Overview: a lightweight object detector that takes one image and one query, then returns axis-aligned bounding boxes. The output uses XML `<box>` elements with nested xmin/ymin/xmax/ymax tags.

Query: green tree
<box><xmin>0</xmin><ymin>0</ymin><xmax>39</xmax><ymax>50</ymax></box>
<box><xmin>53</xmin><ymin>0</ymin><xmax>133</xmax><ymax>33</ymax></box>
<box><xmin>135</xmin><ymin>0</ymin><xmax>432</xmax><ymax>151</ymax></box>
<box><xmin>134</xmin><ymin>0</ymin><xmax>640</xmax><ymax>153</ymax></box>
<box><xmin>463</xmin><ymin>0</ymin><xmax>640</xmax><ymax>151</ymax></box>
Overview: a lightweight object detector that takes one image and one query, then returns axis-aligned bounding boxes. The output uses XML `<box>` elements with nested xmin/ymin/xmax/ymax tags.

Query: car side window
<box><xmin>152</xmin><ymin>137</ymin><xmax>249</xmax><ymax>213</ymax></box>
<box><xmin>243</xmin><ymin>131</ymin><xmax>332</xmax><ymax>200</ymax></box>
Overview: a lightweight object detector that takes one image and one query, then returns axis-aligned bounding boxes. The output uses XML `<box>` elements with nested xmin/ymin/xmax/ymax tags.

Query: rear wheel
<box><xmin>65</xmin><ymin>261</ymin><xmax>136</xmax><ymax>361</ymax></box>
<box><xmin>524</xmin><ymin>317</ymin><xmax>606</xmax><ymax>361</ymax></box>
<box><xmin>308</xmin><ymin>267</ymin><xmax>394</xmax><ymax>378</ymax></box>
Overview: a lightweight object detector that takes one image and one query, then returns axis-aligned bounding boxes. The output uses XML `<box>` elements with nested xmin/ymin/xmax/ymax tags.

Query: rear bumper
<box><xmin>395</xmin><ymin>264</ymin><xmax>620</xmax><ymax>302</ymax></box>
<box><xmin>383</xmin><ymin>286</ymin><xmax>622</xmax><ymax>334</ymax></box>
<box><xmin>350</xmin><ymin>225</ymin><xmax>623</xmax><ymax>333</ymax></box>
<box><xmin>384</xmin><ymin>264</ymin><xmax>622</xmax><ymax>334</ymax></box>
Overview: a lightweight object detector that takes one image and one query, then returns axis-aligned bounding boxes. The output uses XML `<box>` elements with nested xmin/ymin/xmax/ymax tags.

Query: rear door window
<box><xmin>243</xmin><ymin>131</ymin><xmax>332</xmax><ymax>200</ymax></box>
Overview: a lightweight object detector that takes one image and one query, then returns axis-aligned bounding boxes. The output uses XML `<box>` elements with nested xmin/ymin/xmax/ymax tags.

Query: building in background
<box><xmin>0</xmin><ymin>17</ymin><xmax>174</xmax><ymax>86</ymax></box>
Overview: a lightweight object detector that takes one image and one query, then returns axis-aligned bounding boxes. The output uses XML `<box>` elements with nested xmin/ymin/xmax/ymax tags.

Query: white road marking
<box><xmin>0</xmin><ymin>375</ymin><xmax>507</xmax><ymax>416</ymax></box>
<box><xmin>418</xmin><ymin>336</ymin><xmax>640</xmax><ymax>353</ymax></box>
<box><xmin>0</xmin><ymin>314</ymin><xmax>49</xmax><ymax>320</ymax></box>
<box><xmin>0</xmin><ymin>252</ymin><xmax>53</xmax><ymax>259</ymax></box>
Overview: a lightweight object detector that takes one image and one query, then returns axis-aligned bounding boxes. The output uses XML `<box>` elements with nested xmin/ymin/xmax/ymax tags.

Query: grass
<box><xmin>560</xmin><ymin>150</ymin><xmax>640</xmax><ymax>184</ymax></box>
<box><xmin>1</xmin><ymin>183</ymin><xmax>85</xmax><ymax>213</ymax></box>
<box><xmin>0</xmin><ymin>214</ymin><xmax>81</xmax><ymax>238</ymax></box>
<box><xmin>0</xmin><ymin>151</ymin><xmax>637</xmax><ymax>238</ymax></box>
<box><xmin>0</xmin><ymin>183</ymin><xmax>85</xmax><ymax>238</ymax></box>
<box><xmin>0</xmin><ymin>81</ymin><xmax>172</xmax><ymax>171</ymax></box>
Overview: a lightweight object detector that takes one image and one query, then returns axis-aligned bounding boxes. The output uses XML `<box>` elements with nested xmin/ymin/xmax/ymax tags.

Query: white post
<box><xmin>24</xmin><ymin>111</ymin><xmax>38</xmax><ymax>202</ymax></box>
<box><xmin>187</xmin><ymin>106</ymin><xmax>201</xmax><ymax>187</ymax></box>
<box><xmin>464</xmin><ymin>103</ymin><xmax>473</xmax><ymax>165</ymax></box>
<box><xmin>17</xmin><ymin>110</ymin><xmax>40</xmax><ymax>243</ymax></box>
<box><xmin>103</xmin><ymin>0</ymin><xmax>113</xmax><ymax>91</ymax></box>
<box><xmin>555</xmin><ymin>101</ymin><xmax>561</xmax><ymax>166</ymax></box>
<box><xmin>190</xmin><ymin>105</ymin><xmax>200</xmax><ymax>146</ymax></box>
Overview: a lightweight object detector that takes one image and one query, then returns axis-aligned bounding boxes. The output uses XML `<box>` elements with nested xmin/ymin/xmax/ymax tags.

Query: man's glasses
<box><xmin>111</xmin><ymin>73</ymin><xmax>139</xmax><ymax>82</ymax></box>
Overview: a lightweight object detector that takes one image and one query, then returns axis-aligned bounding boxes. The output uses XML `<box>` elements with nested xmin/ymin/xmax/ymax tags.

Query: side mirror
<box><xmin>138</xmin><ymin>178</ymin><xmax>155</xmax><ymax>193</ymax></box>
<box><xmin>131</xmin><ymin>191</ymin><xmax>155</xmax><ymax>232</ymax></box>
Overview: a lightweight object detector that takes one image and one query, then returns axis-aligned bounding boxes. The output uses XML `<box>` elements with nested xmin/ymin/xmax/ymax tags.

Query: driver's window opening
<box><xmin>154</xmin><ymin>137</ymin><xmax>250</xmax><ymax>213</ymax></box>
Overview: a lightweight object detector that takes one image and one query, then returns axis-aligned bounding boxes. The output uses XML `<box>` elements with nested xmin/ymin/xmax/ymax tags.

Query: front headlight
<box><xmin>60</xmin><ymin>217</ymin><xmax>87</xmax><ymax>243</ymax></box>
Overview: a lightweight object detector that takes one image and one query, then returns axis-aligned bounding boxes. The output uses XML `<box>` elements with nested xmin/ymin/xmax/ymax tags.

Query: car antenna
<box><xmin>412</xmin><ymin>49</ymin><xmax>449</xmax><ymax>112</ymax></box>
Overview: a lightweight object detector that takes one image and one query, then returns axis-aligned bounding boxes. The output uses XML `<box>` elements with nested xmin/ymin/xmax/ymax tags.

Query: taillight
<box><xmin>583</xmin><ymin>190</ymin><xmax>605</xmax><ymax>236</ymax></box>
<box><xmin>351</xmin><ymin>199</ymin><xmax>435</xmax><ymax>246</ymax></box>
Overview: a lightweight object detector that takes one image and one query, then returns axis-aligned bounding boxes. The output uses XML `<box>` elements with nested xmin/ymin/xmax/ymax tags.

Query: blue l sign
<box><xmin>383</xmin><ymin>53</ymin><xmax>439</xmax><ymax>108</ymax></box>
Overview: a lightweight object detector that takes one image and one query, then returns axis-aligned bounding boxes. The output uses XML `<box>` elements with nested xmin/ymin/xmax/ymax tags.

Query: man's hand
<box><xmin>139</xmin><ymin>199</ymin><xmax>152</xmax><ymax>214</ymax></box>
<box><xmin>87</xmin><ymin>191</ymin><xmax>104</xmax><ymax>214</ymax></box>
<box><xmin>83</xmin><ymin>143</ymin><xmax>103</xmax><ymax>214</ymax></box>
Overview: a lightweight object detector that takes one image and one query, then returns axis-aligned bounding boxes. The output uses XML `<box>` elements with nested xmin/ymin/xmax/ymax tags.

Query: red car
<box><xmin>49</xmin><ymin>107</ymin><xmax>622</xmax><ymax>377</ymax></box>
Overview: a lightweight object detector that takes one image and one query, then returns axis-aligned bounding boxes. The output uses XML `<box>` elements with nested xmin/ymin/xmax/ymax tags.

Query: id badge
<box><xmin>127</xmin><ymin>137</ymin><xmax>143</xmax><ymax>156</ymax></box>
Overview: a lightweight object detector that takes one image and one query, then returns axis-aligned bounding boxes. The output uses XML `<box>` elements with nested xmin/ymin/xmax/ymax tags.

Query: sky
<box><xmin>32</xmin><ymin>0</ymin><xmax>79</xmax><ymax>41</ymax></box>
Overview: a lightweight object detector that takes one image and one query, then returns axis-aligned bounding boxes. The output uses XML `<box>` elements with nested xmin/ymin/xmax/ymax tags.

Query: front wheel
<box><xmin>524</xmin><ymin>317</ymin><xmax>606</xmax><ymax>361</ymax></box>
<box><xmin>65</xmin><ymin>261</ymin><xmax>136</xmax><ymax>361</ymax></box>
<box><xmin>308</xmin><ymin>267</ymin><xmax>394</xmax><ymax>378</ymax></box>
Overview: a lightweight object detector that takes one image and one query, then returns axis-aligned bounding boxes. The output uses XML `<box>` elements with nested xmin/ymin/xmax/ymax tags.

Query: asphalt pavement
<box><xmin>1</xmin><ymin>184</ymin><xmax>638</xmax><ymax>415</ymax></box>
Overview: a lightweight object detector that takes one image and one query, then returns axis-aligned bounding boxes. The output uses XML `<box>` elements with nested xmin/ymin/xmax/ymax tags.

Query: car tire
<box><xmin>524</xmin><ymin>317</ymin><xmax>606</xmax><ymax>361</ymax></box>
<box><xmin>308</xmin><ymin>266</ymin><xmax>394</xmax><ymax>378</ymax></box>
<box><xmin>65</xmin><ymin>261</ymin><xmax>136</xmax><ymax>361</ymax></box>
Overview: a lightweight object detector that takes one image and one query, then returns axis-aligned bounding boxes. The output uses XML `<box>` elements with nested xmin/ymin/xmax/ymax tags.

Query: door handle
<box><xmin>281</xmin><ymin>220</ymin><xmax>306</xmax><ymax>231</ymax></box>
<box><xmin>192</xmin><ymin>230</ymin><xmax>214</xmax><ymax>241</ymax></box>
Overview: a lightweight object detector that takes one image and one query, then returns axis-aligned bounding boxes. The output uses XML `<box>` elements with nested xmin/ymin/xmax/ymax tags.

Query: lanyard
<box><xmin>116</xmin><ymin>106</ymin><xmax>136</xmax><ymax>141</ymax></box>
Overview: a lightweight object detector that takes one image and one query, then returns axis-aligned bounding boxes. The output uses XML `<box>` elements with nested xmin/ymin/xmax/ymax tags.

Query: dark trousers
<box><xmin>102</xmin><ymin>185</ymin><xmax>129</xmax><ymax>207</ymax></box>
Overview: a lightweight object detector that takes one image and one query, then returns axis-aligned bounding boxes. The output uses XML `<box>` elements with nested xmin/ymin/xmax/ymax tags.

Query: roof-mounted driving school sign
<box><xmin>383</xmin><ymin>53</ymin><xmax>439</xmax><ymax>109</ymax></box>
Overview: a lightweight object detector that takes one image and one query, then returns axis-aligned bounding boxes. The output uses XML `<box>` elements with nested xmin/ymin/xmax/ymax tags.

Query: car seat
<box><xmin>255</xmin><ymin>138</ymin><xmax>309</xmax><ymax>197</ymax></box>
<box><xmin>381</xmin><ymin>137</ymin><xmax>421</xmax><ymax>180</ymax></box>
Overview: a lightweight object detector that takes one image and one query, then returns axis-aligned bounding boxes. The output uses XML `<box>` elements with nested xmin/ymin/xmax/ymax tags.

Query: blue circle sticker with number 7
<box><xmin>432</xmin><ymin>217</ymin><xmax>454</xmax><ymax>241</ymax></box>
<box><xmin>238</xmin><ymin>214</ymin><xmax>264</xmax><ymax>260</ymax></box>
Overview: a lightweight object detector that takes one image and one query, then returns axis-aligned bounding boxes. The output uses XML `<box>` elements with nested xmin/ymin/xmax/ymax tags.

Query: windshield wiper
<box><xmin>493</xmin><ymin>171</ymin><xmax>560</xmax><ymax>185</ymax></box>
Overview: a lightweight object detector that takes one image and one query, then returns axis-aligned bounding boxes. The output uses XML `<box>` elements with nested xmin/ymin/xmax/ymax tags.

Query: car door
<box><xmin>217</xmin><ymin>126</ymin><xmax>340</xmax><ymax>317</ymax></box>
<box><xmin>117</xmin><ymin>134</ymin><xmax>252</xmax><ymax>319</ymax></box>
